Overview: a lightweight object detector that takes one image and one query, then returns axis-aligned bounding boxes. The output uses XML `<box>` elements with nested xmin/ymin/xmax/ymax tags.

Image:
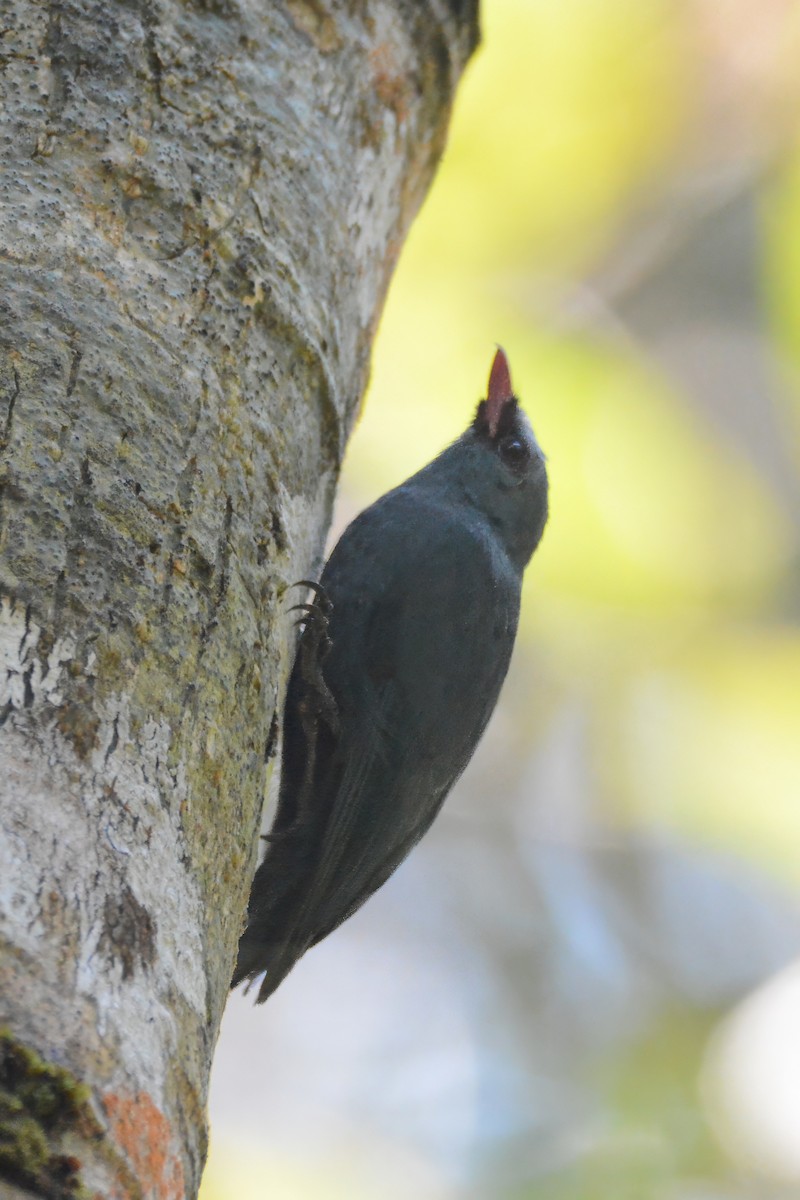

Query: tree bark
<box><xmin>0</xmin><ymin>1</ymin><xmax>478</xmax><ymax>1195</ymax></box>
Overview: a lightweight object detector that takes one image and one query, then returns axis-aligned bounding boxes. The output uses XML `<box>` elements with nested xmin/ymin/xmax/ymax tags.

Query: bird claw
<box><xmin>290</xmin><ymin>580</ymin><xmax>333</xmax><ymax>616</ymax></box>
<box><xmin>289</xmin><ymin>600</ymin><xmax>332</xmax><ymax>634</ymax></box>
<box><xmin>289</xmin><ymin>580</ymin><xmax>339</xmax><ymax>737</ymax></box>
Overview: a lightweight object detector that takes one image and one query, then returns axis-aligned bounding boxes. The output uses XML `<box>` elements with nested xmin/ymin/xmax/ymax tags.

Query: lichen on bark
<box><xmin>0</xmin><ymin>1029</ymin><xmax>98</xmax><ymax>1200</ymax></box>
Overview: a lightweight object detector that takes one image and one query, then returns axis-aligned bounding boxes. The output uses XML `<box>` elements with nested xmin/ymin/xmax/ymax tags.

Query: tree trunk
<box><xmin>0</xmin><ymin>1</ymin><xmax>478</xmax><ymax>1195</ymax></box>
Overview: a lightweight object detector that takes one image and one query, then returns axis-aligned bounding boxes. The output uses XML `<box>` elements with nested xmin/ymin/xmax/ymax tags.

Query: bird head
<box><xmin>460</xmin><ymin>347</ymin><xmax>549</xmax><ymax>569</ymax></box>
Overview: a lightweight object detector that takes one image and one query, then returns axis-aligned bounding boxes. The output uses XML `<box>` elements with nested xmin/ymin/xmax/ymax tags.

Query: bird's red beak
<box><xmin>486</xmin><ymin>347</ymin><xmax>514</xmax><ymax>437</ymax></box>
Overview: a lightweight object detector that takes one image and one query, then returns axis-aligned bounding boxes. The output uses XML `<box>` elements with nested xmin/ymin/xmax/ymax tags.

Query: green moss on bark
<box><xmin>0</xmin><ymin>1030</ymin><xmax>96</xmax><ymax>1199</ymax></box>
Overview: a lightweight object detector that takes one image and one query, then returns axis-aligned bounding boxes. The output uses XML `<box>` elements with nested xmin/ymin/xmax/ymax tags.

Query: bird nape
<box><xmin>233</xmin><ymin>347</ymin><xmax>549</xmax><ymax>1002</ymax></box>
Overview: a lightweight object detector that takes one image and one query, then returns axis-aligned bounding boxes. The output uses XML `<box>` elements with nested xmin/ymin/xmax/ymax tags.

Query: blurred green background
<box><xmin>202</xmin><ymin>1</ymin><xmax>800</xmax><ymax>1197</ymax></box>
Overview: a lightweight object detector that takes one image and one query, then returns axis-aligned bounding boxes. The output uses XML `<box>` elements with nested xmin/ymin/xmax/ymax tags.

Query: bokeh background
<box><xmin>200</xmin><ymin>1</ymin><xmax>800</xmax><ymax>1196</ymax></box>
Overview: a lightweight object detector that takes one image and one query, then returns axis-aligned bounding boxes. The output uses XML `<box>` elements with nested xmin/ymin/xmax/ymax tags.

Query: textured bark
<box><xmin>0</xmin><ymin>1</ymin><xmax>478</xmax><ymax>1195</ymax></box>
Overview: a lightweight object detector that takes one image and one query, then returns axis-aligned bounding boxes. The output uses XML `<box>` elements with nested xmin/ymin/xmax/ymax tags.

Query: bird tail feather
<box><xmin>231</xmin><ymin>923</ymin><xmax>310</xmax><ymax>1002</ymax></box>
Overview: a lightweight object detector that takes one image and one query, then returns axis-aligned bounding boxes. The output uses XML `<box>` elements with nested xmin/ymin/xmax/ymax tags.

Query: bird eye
<box><xmin>498</xmin><ymin>435</ymin><xmax>530</xmax><ymax>473</ymax></box>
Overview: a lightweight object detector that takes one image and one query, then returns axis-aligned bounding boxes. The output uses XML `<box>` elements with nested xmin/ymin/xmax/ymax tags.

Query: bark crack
<box><xmin>43</xmin><ymin>0</ymin><xmax>76</xmax><ymax>121</ymax></box>
<box><xmin>158</xmin><ymin>144</ymin><xmax>262</xmax><ymax>264</ymax></box>
<box><xmin>159</xmin><ymin>423</ymin><xmax>201</xmax><ymax>615</ymax></box>
<box><xmin>52</xmin><ymin>455</ymin><xmax>94</xmax><ymax>625</ymax></box>
<box><xmin>56</xmin><ymin>345</ymin><xmax>83</xmax><ymax>455</ymax></box>
<box><xmin>0</xmin><ymin>366</ymin><xmax>20</xmax><ymax>454</ymax></box>
<box><xmin>194</xmin><ymin>494</ymin><xmax>233</xmax><ymax>651</ymax></box>
<box><xmin>119</xmin><ymin>303</ymin><xmax>187</xmax><ymax>366</ymax></box>
<box><xmin>104</xmin><ymin>712</ymin><xmax>120</xmax><ymax>764</ymax></box>
<box><xmin>216</xmin><ymin>493</ymin><xmax>233</xmax><ymax>609</ymax></box>
<box><xmin>141</xmin><ymin>1</ymin><xmax>166</xmax><ymax>109</ymax></box>
<box><xmin>65</xmin><ymin>347</ymin><xmax>82</xmax><ymax>398</ymax></box>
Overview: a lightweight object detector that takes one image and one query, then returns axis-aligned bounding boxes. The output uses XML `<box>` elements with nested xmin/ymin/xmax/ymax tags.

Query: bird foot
<box><xmin>289</xmin><ymin>581</ymin><xmax>339</xmax><ymax>737</ymax></box>
<box><xmin>261</xmin><ymin>582</ymin><xmax>340</xmax><ymax>851</ymax></box>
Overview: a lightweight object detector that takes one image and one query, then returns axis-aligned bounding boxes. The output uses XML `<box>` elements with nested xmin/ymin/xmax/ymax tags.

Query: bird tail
<box><xmin>231</xmin><ymin>915</ymin><xmax>311</xmax><ymax>1002</ymax></box>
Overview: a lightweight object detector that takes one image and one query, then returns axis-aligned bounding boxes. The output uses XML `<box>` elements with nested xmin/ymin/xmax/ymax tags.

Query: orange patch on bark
<box><xmin>103</xmin><ymin>1091</ymin><xmax>184</xmax><ymax>1200</ymax></box>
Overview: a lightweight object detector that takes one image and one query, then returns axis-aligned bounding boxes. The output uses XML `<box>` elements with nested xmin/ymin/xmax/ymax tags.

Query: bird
<box><xmin>233</xmin><ymin>347</ymin><xmax>549</xmax><ymax>1001</ymax></box>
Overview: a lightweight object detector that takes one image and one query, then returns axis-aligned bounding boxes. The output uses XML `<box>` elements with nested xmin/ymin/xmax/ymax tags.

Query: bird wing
<box><xmin>281</xmin><ymin>488</ymin><xmax>521</xmax><ymax>950</ymax></box>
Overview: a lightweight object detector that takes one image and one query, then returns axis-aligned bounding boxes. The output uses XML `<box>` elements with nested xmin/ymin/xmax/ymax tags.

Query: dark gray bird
<box><xmin>233</xmin><ymin>348</ymin><xmax>548</xmax><ymax>1001</ymax></box>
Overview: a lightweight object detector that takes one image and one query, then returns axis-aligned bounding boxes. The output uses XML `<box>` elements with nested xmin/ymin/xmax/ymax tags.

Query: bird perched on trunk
<box><xmin>233</xmin><ymin>348</ymin><xmax>549</xmax><ymax>1002</ymax></box>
